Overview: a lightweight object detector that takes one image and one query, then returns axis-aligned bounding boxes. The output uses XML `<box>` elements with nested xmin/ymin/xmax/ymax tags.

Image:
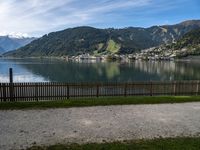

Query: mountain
<box><xmin>0</xmin><ymin>36</ymin><xmax>36</xmax><ymax>53</ymax></box>
<box><xmin>148</xmin><ymin>20</ymin><xmax>200</xmax><ymax>44</ymax></box>
<box><xmin>5</xmin><ymin>20</ymin><xmax>200</xmax><ymax>57</ymax></box>
<box><xmin>166</xmin><ymin>28</ymin><xmax>200</xmax><ymax>57</ymax></box>
<box><xmin>139</xmin><ymin>28</ymin><xmax>200</xmax><ymax>59</ymax></box>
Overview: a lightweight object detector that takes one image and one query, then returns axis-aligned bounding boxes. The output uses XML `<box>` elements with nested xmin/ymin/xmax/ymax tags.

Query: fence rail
<box><xmin>0</xmin><ymin>81</ymin><xmax>200</xmax><ymax>102</ymax></box>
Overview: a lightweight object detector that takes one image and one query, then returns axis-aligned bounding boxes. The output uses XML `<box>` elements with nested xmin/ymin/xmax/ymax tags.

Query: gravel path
<box><xmin>1</xmin><ymin>103</ymin><xmax>200</xmax><ymax>150</ymax></box>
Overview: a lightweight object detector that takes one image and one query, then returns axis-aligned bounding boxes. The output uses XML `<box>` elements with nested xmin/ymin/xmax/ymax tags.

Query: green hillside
<box><xmin>167</xmin><ymin>28</ymin><xmax>200</xmax><ymax>57</ymax></box>
<box><xmin>106</xmin><ymin>39</ymin><xmax>121</xmax><ymax>53</ymax></box>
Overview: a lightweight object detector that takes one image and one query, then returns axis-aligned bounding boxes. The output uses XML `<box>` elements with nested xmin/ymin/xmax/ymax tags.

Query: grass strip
<box><xmin>1</xmin><ymin>96</ymin><xmax>200</xmax><ymax>110</ymax></box>
<box><xmin>28</xmin><ymin>137</ymin><xmax>200</xmax><ymax>150</ymax></box>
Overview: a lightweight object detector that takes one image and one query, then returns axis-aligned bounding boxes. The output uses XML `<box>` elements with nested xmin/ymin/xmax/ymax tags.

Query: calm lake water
<box><xmin>0</xmin><ymin>58</ymin><xmax>200</xmax><ymax>83</ymax></box>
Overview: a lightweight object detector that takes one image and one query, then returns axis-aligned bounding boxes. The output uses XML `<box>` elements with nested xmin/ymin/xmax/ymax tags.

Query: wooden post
<box><xmin>124</xmin><ymin>83</ymin><xmax>127</xmax><ymax>97</ymax></box>
<box><xmin>150</xmin><ymin>81</ymin><xmax>153</xmax><ymax>96</ymax></box>
<box><xmin>35</xmin><ymin>83</ymin><xmax>38</xmax><ymax>101</ymax></box>
<box><xmin>3</xmin><ymin>83</ymin><xmax>6</xmax><ymax>102</ymax></box>
<box><xmin>96</xmin><ymin>84</ymin><xmax>99</xmax><ymax>97</ymax></box>
<box><xmin>9</xmin><ymin>68</ymin><xmax>13</xmax><ymax>83</ymax></box>
<box><xmin>196</xmin><ymin>81</ymin><xmax>199</xmax><ymax>96</ymax></box>
<box><xmin>9</xmin><ymin>68</ymin><xmax>14</xmax><ymax>101</ymax></box>
<box><xmin>67</xmin><ymin>84</ymin><xmax>69</xmax><ymax>99</ymax></box>
<box><xmin>173</xmin><ymin>81</ymin><xmax>176</xmax><ymax>96</ymax></box>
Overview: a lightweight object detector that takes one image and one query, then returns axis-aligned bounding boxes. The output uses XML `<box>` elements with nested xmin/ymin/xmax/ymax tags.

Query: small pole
<box><xmin>9</xmin><ymin>68</ymin><xmax>14</xmax><ymax>101</ymax></box>
<box><xmin>9</xmin><ymin>68</ymin><xmax>13</xmax><ymax>84</ymax></box>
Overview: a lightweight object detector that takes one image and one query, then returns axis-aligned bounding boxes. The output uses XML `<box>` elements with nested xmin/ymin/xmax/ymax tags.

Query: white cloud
<box><xmin>0</xmin><ymin>0</ymin><xmax>151</xmax><ymax>36</ymax></box>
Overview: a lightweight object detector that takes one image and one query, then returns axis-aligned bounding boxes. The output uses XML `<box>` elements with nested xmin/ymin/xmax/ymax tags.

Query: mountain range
<box><xmin>4</xmin><ymin>20</ymin><xmax>200</xmax><ymax>57</ymax></box>
<box><xmin>0</xmin><ymin>36</ymin><xmax>36</xmax><ymax>54</ymax></box>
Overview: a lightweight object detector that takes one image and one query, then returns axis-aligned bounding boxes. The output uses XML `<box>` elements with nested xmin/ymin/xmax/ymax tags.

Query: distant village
<box><xmin>61</xmin><ymin>47</ymin><xmax>177</xmax><ymax>62</ymax></box>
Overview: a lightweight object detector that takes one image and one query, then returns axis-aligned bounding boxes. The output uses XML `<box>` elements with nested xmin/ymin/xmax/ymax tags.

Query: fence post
<box><xmin>35</xmin><ymin>83</ymin><xmax>38</xmax><ymax>101</ymax></box>
<box><xmin>96</xmin><ymin>84</ymin><xmax>99</xmax><ymax>98</ymax></box>
<box><xmin>67</xmin><ymin>84</ymin><xmax>69</xmax><ymax>99</ymax></box>
<box><xmin>173</xmin><ymin>81</ymin><xmax>176</xmax><ymax>96</ymax></box>
<box><xmin>9</xmin><ymin>68</ymin><xmax>14</xmax><ymax>102</ymax></box>
<box><xmin>9</xmin><ymin>83</ymin><xmax>14</xmax><ymax>102</ymax></box>
<box><xmin>150</xmin><ymin>81</ymin><xmax>153</xmax><ymax>96</ymax></box>
<box><xmin>124</xmin><ymin>83</ymin><xmax>127</xmax><ymax>97</ymax></box>
<box><xmin>3</xmin><ymin>83</ymin><xmax>6</xmax><ymax>102</ymax></box>
<box><xmin>196</xmin><ymin>81</ymin><xmax>199</xmax><ymax>96</ymax></box>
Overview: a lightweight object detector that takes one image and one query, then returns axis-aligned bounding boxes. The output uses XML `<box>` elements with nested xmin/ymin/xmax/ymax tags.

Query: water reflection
<box><xmin>132</xmin><ymin>60</ymin><xmax>200</xmax><ymax>81</ymax></box>
<box><xmin>0</xmin><ymin>58</ymin><xmax>200</xmax><ymax>82</ymax></box>
<box><xmin>0</xmin><ymin>59</ymin><xmax>50</xmax><ymax>82</ymax></box>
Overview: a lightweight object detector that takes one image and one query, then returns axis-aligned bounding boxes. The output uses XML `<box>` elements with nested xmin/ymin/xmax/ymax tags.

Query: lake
<box><xmin>0</xmin><ymin>58</ymin><xmax>200</xmax><ymax>83</ymax></box>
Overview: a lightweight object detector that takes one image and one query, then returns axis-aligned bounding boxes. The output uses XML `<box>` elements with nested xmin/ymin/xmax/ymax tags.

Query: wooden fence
<box><xmin>0</xmin><ymin>81</ymin><xmax>200</xmax><ymax>102</ymax></box>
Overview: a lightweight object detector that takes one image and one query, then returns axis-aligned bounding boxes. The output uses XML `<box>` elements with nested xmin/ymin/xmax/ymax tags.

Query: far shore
<box><xmin>1</xmin><ymin>54</ymin><xmax>200</xmax><ymax>63</ymax></box>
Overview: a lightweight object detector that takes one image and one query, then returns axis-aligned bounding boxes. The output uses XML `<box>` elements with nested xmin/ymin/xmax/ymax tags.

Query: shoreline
<box><xmin>1</xmin><ymin>55</ymin><xmax>199</xmax><ymax>63</ymax></box>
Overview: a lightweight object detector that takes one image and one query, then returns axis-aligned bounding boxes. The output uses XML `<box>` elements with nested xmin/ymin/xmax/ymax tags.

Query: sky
<box><xmin>0</xmin><ymin>0</ymin><xmax>199</xmax><ymax>37</ymax></box>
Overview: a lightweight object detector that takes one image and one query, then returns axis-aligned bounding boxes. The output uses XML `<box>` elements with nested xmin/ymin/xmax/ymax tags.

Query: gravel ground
<box><xmin>0</xmin><ymin>102</ymin><xmax>200</xmax><ymax>150</ymax></box>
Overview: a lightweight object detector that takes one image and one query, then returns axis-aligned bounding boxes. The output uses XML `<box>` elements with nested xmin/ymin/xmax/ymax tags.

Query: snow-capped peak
<box><xmin>0</xmin><ymin>32</ymin><xmax>29</xmax><ymax>39</ymax></box>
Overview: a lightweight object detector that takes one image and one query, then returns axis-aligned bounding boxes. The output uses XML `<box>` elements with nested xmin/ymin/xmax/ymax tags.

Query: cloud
<box><xmin>0</xmin><ymin>0</ymin><xmax>151</xmax><ymax>36</ymax></box>
<box><xmin>0</xmin><ymin>0</ymin><xmax>199</xmax><ymax>37</ymax></box>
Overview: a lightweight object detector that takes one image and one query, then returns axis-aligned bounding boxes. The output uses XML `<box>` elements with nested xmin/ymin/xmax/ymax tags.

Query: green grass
<box><xmin>1</xmin><ymin>96</ymin><xmax>200</xmax><ymax>110</ymax></box>
<box><xmin>106</xmin><ymin>39</ymin><xmax>121</xmax><ymax>53</ymax></box>
<box><xmin>28</xmin><ymin>137</ymin><xmax>200</xmax><ymax>150</ymax></box>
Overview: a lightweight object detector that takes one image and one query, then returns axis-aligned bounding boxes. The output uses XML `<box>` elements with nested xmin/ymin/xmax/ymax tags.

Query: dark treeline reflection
<box><xmin>1</xmin><ymin>58</ymin><xmax>200</xmax><ymax>82</ymax></box>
